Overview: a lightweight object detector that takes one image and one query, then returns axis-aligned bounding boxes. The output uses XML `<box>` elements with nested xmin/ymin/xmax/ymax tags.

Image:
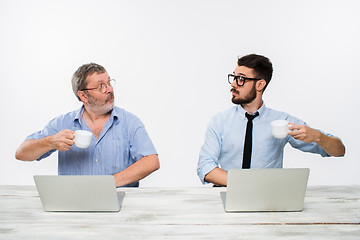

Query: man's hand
<box><xmin>288</xmin><ymin>124</ymin><xmax>321</xmax><ymax>143</ymax></box>
<box><xmin>50</xmin><ymin>130</ymin><xmax>75</xmax><ymax>151</ymax></box>
<box><xmin>113</xmin><ymin>154</ymin><xmax>160</xmax><ymax>187</ymax></box>
<box><xmin>288</xmin><ymin>123</ymin><xmax>345</xmax><ymax>157</ymax></box>
<box><xmin>15</xmin><ymin>129</ymin><xmax>76</xmax><ymax>161</ymax></box>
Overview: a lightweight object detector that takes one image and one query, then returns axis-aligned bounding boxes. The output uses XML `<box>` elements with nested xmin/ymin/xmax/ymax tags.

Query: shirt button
<box><xmin>95</xmin><ymin>159</ymin><xmax>98</xmax><ymax>162</ymax></box>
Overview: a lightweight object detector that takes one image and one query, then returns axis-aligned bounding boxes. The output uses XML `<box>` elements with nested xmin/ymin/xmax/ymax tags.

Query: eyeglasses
<box><xmin>228</xmin><ymin>74</ymin><xmax>261</xmax><ymax>86</ymax></box>
<box><xmin>81</xmin><ymin>79</ymin><xmax>116</xmax><ymax>93</ymax></box>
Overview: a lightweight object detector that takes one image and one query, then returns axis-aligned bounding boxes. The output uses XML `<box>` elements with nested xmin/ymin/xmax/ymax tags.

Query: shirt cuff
<box><xmin>198</xmin><ymin>162</ymin><xmax>218</xmax><ymax>185</ymax></box>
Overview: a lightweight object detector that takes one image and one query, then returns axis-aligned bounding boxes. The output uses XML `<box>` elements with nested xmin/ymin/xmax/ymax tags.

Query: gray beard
<box><xmin>87</xmin><ymin>93</ymin><xmax>115</xmax><ymax>115</ymax></box>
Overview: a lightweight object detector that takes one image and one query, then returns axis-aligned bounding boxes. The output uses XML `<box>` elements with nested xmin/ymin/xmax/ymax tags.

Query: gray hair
<box><xmin>71</xmin><ymin>63</ymin><xmax>107</xmax><ymax>101</ymax></box>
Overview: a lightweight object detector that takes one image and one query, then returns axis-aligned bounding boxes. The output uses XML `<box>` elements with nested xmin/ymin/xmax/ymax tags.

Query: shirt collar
<box><xmin>73</xmin><ymin>106</ymin><xmax>84</xmax><ymax>127</ymax></box>
<box><xmin>257</xmin><ymin>103</ymin><xmax>267</xmax><ymax>117</ymax></box>
<box><xmin>236</xmin><ymin>102</ymin><xmax>267</xmax><ymax>119</ymax></box>
<box><xmin>73</xmin><ymin>105</ymin><xmax>120</xmax><ymax>127</ymax></box>
<box><xmin>110</xmin><ymin>106</ymin><xmax>120</xmax><ymax>124</ymax></box>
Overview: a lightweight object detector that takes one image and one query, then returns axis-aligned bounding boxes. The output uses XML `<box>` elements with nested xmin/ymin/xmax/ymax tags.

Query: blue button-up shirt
<box><xmin>26</xmin><ymin>106</ymin><xmax>157</xmax><ymax>187</ymax></box>
<box><xmin>197</xmin><ymin>104</ymin><xmax>337</xmax><ymax>184</ymax></box>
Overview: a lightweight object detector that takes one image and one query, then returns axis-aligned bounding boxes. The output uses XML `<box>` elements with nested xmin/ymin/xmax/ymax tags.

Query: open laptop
<box><xmin>221</xmin><ymin>168</ymin><xmax>310</xmax><ymax>212</ymax></box>
<box><xmin>34</xmin><ymin>175</ymin><xmax>124</xmax><ymax>212</ymax></box>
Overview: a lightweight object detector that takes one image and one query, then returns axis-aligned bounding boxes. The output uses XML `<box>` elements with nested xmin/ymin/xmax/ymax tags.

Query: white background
<box><xmin>1</xmin><ymin>0</ymin><xmax>359</xmax><ymax>187</ymax></box>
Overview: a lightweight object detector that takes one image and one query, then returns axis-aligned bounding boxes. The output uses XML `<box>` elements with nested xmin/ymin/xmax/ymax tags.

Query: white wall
<box><xmin>1</xmin><ymin>0</ymin><xmax>359</xmax><ymax>187</ymax></box>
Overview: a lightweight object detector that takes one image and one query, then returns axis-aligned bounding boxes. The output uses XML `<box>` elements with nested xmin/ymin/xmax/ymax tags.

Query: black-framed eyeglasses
<box><xmin>228</xmin><ymin>74</ymin><xmax>261</xmax><ymax>86</ymax></box>
<box><xmin>81</xmin><ymin>79</ymin><xmax>116</xmax><ymax>93</ymax></box>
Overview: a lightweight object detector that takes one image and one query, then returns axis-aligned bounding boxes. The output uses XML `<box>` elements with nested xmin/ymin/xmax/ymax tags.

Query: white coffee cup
<box><xmin>74</xmin><ymin>130</ymin><xmax>93</xmax><ymax>148</ymax></box>
<box><xmin>271</xmin><ymin>120</ymin><xmax>290</xmax><ymax>139</ymax></box>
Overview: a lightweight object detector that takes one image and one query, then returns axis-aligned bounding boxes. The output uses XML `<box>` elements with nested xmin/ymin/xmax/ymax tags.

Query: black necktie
<box><xmin>242</xmin><ymin>112</ymin><xmax>259</xmax><ymax>169</ymax></box>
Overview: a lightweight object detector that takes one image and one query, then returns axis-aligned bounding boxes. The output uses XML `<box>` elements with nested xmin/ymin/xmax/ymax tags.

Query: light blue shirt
<box><xmin>197</xmin><ymin>103</ymin><xmax>338</xmax><ymax>184</ymax></box>
<box><xmin>26</xmin><ymin>106</ymin><xmax>157</xmax><ymax>187</ymax></box>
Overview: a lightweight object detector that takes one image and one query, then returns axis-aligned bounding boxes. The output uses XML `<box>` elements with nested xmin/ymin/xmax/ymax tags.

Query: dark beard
<box><xmin>231</xmin><ymin>83</ymin><xmax>256</xmax><ymax>105</ymax></box>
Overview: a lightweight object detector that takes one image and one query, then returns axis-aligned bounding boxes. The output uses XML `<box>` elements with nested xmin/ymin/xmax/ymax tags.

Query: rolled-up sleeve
<box><xmin>129</xmin><ymin>118</ymin><xmax>157</xmax><ymax>162</ymax></box>
<box><xmin>25</xmin><ymin>117</ymin><xmax>63</xmax><ymax>161</ymax></box>
<box><xmin>197</xmin><ymin>118</ymin><xmax>222</xmax><ymax>184</ymax></box>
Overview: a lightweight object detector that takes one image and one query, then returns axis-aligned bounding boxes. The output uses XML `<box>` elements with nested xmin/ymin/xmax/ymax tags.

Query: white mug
<box><xmin>271</xmin><ymin>120</ymin><xmax>290</xmax><ymax>139</ymax></box>
<box><xmin>74</xmin><ymin>130</ymin><xmax>93</xmax><ymax>148</ymax></box>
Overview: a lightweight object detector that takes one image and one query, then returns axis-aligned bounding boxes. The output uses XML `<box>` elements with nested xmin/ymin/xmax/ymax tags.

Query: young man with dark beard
<box><xmin>197</xmin><ymin>54</ymin><xmax>345</xmax><ymax>187</ymax></box>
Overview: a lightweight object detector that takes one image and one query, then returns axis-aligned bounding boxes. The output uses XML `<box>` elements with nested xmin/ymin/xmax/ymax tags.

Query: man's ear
<box><xmin>256</xmin><ymin>79</ymin><xmax>267</xmax><ymax>92</ymax></box>
<box><xmin>77</xmin><ymin>91</ymin><xmax>88</xmax><ymax>103</ymax></box>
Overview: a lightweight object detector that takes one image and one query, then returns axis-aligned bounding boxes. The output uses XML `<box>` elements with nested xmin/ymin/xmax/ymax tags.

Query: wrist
<box><xmin>113</xmin><ymin>173</ymin><xmax>123</xmax><ymax>187</ymax></box>
<box><xmin>46</xmin><ymin>135</ymin><xmax>56</xmax><ymax>150</ymax></box>
<box><xmin>314</xmin><ymin>131</ymin><xmax>323</xmax><ymax>144</ymax></box>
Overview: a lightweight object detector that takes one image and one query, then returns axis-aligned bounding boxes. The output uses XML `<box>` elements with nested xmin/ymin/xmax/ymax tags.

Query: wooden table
<box><xmin>0</xmin><ymin>186</ymin><xmax>359</xmax><ymax>239</ymax></box>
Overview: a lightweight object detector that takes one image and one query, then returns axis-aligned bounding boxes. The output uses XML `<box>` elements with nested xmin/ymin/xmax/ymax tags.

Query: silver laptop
<box><xmin>221</xmin><ymin>168</ymin><xmax>310</xmax><ymax>212</ymax></box>
<box><xmin>34</xmin><ymin>175</ymin><xmax>124</xmax><ymax>212</ymax></box>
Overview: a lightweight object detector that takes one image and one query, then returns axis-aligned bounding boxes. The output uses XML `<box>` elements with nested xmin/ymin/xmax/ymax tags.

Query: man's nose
<box><xmin>106</xmin><ymin>84</ymin><xmax>114</xmax><ymax>93</ymax></box>
<box><xmin>230</xmin><ymin>80</ymin><xmax>238</xmax><ymax>88</ymax></box>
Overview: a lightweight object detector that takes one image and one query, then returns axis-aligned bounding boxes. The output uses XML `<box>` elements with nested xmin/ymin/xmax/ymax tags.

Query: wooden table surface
<box><xmin>0</xmin><ymin>185</ymin><xmax>359</xmax><ymax>239</ymax></box>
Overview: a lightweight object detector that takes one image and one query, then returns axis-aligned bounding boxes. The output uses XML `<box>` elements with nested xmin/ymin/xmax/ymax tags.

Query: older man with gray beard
<box><xmin>16</xmin><ymin>63</ymin><xmax>159</xmax><ymax>187</ymax></box>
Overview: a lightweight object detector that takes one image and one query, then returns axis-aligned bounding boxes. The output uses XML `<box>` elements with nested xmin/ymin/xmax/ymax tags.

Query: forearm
<box><xmin>289</xmin><ymin>124</ymin><xmax>345</xmax><ymax>157</ymax></box>
<box><xmin>15</xmin><ymin>137</ymin><xmax>55</xmax><ymax>161</ymax></box>
<box><xmin>315</xmin><ymin>133</ymin><xmax>345</xmax><ymax>157</ymax></box>
<box><xmin>204</xmin><ymin>167</ymin><xmax>228</xmax><ymax>187</ymax></box>
<box><xmin>113</xmin><ymin>154</ymin><xmax>160</xmax><ymax>187</ymax></box>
